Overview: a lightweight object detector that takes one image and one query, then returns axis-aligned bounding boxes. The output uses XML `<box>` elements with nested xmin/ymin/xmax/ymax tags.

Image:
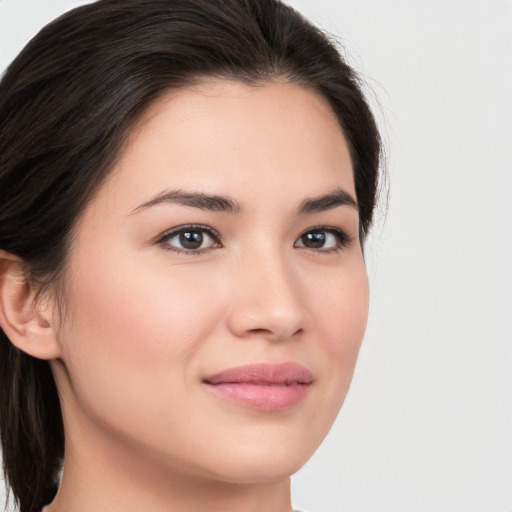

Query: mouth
<box><xmin>202</xmin><ymin>362</ymin><xmax>313</xmax><ymax>411</ymax></box>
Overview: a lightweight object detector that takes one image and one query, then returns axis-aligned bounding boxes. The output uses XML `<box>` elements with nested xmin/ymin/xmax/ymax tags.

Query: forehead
<box><xmin>91</xmin><ymin>80</ymin><xmax>355</xmax><ymax>217</ymax></box>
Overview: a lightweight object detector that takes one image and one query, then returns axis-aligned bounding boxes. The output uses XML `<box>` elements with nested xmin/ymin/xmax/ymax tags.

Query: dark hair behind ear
<box><xmin>0</xmin><ymin>1</ymin><xmax>381</xmax><ymax>510</ymax></box>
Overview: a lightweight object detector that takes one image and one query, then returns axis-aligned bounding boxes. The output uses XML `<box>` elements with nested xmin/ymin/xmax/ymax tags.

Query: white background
<box><xmin>1</xmin><ymin>1</ymin><xmax>511</xmax><ymax>511</ymax></box>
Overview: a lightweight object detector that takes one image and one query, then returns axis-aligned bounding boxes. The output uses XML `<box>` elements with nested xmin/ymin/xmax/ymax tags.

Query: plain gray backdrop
<box><xmin>1</xmin><ymin>1</ymin><xmax>511</xmax><ymax>511</ymax></box>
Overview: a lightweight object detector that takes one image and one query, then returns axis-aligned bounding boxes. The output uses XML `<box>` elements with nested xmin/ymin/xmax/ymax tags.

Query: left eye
<box><xmin>295</xmin><ymin>228</ymin><xmax>349</xmax><ymax>251</ymax></box>
<box><xmin>159</xmin><ymin>226</ymin><xmax>220</xmax><ymax>252</ymax></box>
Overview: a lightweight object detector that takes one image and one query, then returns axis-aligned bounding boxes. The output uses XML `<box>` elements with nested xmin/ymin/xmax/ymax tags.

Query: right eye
<box><xmin>157</xmin><ymin>225</ymin><xmax>222</xmax><ymax>254</ymax></box>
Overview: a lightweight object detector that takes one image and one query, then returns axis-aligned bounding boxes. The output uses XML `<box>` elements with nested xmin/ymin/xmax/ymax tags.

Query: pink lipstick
<box><xmin>203</xmin><ymin>362</ymin><xmax>313</xmax><ymax>411</ymax></box>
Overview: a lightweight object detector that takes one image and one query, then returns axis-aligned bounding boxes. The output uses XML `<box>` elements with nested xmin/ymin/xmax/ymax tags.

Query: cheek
<box><xmin>58</xmin><ymin>253</ymin><xmax>224</xmax><ymax>424</ymax></box>
<box><xmin>68</xmin><ymin>248</ymin><xmax>221</xmax><ymax>347</ymax></box>
<box><xmin>307</xmin><ymin>260</ymin><xmax>369</xmax><ymax>404</ymax></box>
<box><xmin>313</xmin><ymin>260</ymin><xmax>369</xmax><ymax>357</ymax></box>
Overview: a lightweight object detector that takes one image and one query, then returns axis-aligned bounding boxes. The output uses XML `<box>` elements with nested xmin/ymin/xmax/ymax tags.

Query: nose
<box><xmin>226</xmin><ymin>247</ymin><xmax>308</xmax><ymax>342</ymax></box>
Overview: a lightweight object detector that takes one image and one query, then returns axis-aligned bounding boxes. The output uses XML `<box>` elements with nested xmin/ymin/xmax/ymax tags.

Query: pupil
<box><xmin>180</xmin><ymin>231</ymin><xmax>203</xmax><ymax>249</ymax></box>
<box><xmin>303</xmin><ymin>231</ymin><xmax>325</xmax><ymax>248</ymax></box>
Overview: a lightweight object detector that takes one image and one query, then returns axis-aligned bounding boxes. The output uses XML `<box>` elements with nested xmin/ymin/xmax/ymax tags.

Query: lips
<box><xmin>203</xmin><ymin>362</ymin><xmax>313</xmax><ymax>411</ymax></box>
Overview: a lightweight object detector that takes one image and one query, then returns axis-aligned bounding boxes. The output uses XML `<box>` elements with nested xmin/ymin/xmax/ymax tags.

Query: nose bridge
<box><xmin>227</xmin><ymin>243</ymin><xmax>307</xmax><ymax>340</ymax></box>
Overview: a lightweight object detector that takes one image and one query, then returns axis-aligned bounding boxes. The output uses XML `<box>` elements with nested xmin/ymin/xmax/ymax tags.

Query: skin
<box><xmin>14</xmin><ymin>80</ymin><xmax>369</xmax><ymax>512</ymax></box>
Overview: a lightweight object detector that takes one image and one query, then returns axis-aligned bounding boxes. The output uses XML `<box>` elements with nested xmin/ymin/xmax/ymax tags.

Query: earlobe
<box><xmin>0</xmin><ymin>251</ymin><xmax>62</xmax><ymax>360</ymax></box>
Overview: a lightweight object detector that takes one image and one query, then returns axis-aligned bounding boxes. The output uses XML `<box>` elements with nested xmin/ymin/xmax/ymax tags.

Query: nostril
<box><xmin>247</xmin><ymin>326</ymin><xmax>303</xmax><ymax>340</ymax></box>
<box><xmin>248</xmin><ymin>328</ymin><xmax>272</xmax><ymax>335</ymax></box>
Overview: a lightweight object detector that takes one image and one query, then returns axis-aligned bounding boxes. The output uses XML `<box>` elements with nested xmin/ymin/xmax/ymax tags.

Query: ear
<box><xmin>0</xmin><ymin>251</ymin><xmax>62</xmax><ymax>360</ymax></box>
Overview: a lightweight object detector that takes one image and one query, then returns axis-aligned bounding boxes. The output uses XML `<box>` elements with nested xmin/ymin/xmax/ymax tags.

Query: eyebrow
<box><xmin>132</xmin><ymin>189</ymin><xmax>244</xmax><ymax>214</ymax></box>
<box><xmin>132</xmin><ymin>187</ymin><xmax>358</xmax><ymax>215</ymax></box>
<box><xmin>297</xmin><ymin>187</ymin><xmax>358</xmax><ymax>214</ymax></box>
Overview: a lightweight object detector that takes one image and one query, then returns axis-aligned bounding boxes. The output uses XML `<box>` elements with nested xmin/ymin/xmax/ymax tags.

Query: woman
<box><xmin>0</xmin><ymin>1</ymin><xmax>382</xmax><ymax>511</ymax></box>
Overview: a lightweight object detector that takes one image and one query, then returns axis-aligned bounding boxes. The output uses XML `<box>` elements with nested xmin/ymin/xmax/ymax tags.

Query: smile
<box><xmin>203</xmin><ymin>362</ymin><xmax>313</xmax><ymax>411</ymax></box>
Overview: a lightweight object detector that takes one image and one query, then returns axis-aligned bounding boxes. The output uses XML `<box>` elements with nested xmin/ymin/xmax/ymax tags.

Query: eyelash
<box><xmin>156</xmin><ymin>224</ymin><xmax>222</xmax><ymax>256</ymax></box>
<box><xmin>156</xmin><ymin>224</ymin><xmax>352</xmax><ymax>255</ymax></box>
<box><xmin>296</xmin><ymin>226</ymin><xmax>352</xmax><ymax>254</ymax></box>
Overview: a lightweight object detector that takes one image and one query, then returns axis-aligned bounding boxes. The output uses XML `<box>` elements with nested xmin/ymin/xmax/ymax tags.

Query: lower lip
<box><xmin>204</xmin><ymin>382</ymin><xmax>310</xmax><ymax>411</ymax></box>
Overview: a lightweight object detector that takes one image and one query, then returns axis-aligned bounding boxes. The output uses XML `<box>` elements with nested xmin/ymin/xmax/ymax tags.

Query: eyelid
<box><xmin>154</xmin><ymin>223</ymin><xmax>352</xmax><ymax>255</ymax></box>
<box><xmin>294</xmin><ymin>225</ymin><xmax>352</xmax><ymax>252</ymax></box>
<box><xmin>156</xmin><ymin>224</ymin><xmax>222</xmax><ymax>254</ymax></box>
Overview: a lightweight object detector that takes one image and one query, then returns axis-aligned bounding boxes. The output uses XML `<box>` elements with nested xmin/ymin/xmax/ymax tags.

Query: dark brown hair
<box><xmin>0</xmin><ymin>1</ymin><xmax>382</xmax><ymax>510</ymax></box>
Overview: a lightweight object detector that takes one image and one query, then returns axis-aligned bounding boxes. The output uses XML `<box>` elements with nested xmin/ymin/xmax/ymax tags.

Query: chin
<box><xmin>193</xmin><ymin>428</ymin><xmax>321</xmax><ymax>485</ymax></box>
<box><xmin>208</xmin><ymin>455</ymin><xmax>307</xmax><ymax>485</ymax></box>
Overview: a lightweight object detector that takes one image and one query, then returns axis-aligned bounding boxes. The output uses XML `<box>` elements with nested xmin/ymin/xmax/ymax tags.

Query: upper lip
<box><xmin>203</xmin><ymin>362</ymin><xmax>314</xmax><ymax>385</ymax></box>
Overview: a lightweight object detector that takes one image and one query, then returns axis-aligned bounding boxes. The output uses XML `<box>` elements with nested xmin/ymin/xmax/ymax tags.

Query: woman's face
<box><xmin>51</xmin><ymin>80</ymin><xmax>369</xmax><ymax>484</ymax></box>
